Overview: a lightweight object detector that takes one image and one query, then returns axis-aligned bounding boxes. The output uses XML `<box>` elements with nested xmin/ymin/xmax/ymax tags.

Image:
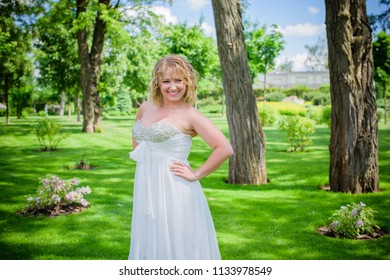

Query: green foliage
<box><xmin>277</xmin><ymin>103</ymin><xmax>307</xmax><ymax>116</ymax></box>
<box><xmin>278</xmin><ymin>116</ymin><xmax>315</xmax><ymax>152</ymax></box>
<box><xmin>19</xmin><ymin>175</ymin><xmax>92</xmax><ymax>216</ymax></box>
<box><xmin>11</xmin><ymin>80</ymin><xmax>34</xmax><ymax>118</ymax></box>
<box><xmin>318</xmin><ymin>84</ymin><xmax>330</xmax><ymax>93</ymax></box>
<box><xmin>265</xmin><ymin>91</ymin><xmax>285</xmax><ymax>102</ymax></box>
<box><xmin>284</xmin><ymin>85</ymin><xmax>311</xmax><ymax>98</ymax></box>
<box><xmin>34</xmin><ymin>0</ymin><xmax>80</xmax><ymax>115</ymax></box>
<box><xmin>32</xmin><ymin>118</ymin><xmax>70</xmax><ymax>151</ymax></box>
<box><xmin>377</xmin><ymin>107</ymin><xmax>385</xmax><ymax>121</ymax></box>
<box><xmin>0</xmin><ymin>2</ymin><xmax>33</xmax><ymax>118</ymax></box>
<box><xmin>312</xmin><ymin>92</ymin><xmax>331</xmax><ymax>106</ymax></box>
<box><xmin>321</xmin><ymin>106</ymin><xmax>332</xmax><ymax>127</ymax></box>
<box><xmin>244</xmin><ymin>22</ymin><xmax>285</xmax><ymax>82</ymax></box>
<box><xmin>258</xmin><ymin>104</ymin><xmax>279</xmax><ymax>126</ymax></box>
<box><xmin>103</xmin><ymin>88</ymin><xmax>132</xmax><ymax>116</ymax></box>
<box><xmin>329</xmin><ymin>202</ymin><xmax>378</xmax><ymax>239</ymax></box>
<box><xmin>159</xmin><ymin>22</ymin><xmax>220</xmax><ymax>78</ymax></box>
<box><xmin>305</xmin><ymin>106</ymin><xmax>323</xmax><ymax>124</ymax></box>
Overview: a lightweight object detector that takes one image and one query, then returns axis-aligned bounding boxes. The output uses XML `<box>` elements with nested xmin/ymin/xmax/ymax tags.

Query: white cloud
<box><xmin>185</xmin><ymin>0</ymin><xmax>209</xmax><ymax>11</ymax></box>
<box><xmin>277</xmin><ymin>23</ymin><xmax>325</xmax><ymax>37</ymax></box>
<box><xmin>290</xmin><ymin>53</ymin><xmax>310</xmax><ymax>71</ymax></box>
<box><xmin>308</xmin><ymin>6</ymin><xmax>320</xmax><ymax>15</ymax></box>
<box><xmin>152</xmin><ymin>6</ymin><xmax>178</xmax><ymax>24</ymax></box>
<box><xmin>276</xmin><ymin>53</ymin><xmax>310</xmax><ymax>71</ymax></box>
<box><xmin>201</xmin><ymin>22</ymin><xmax>215</xmax><ymax>36</ymax></box>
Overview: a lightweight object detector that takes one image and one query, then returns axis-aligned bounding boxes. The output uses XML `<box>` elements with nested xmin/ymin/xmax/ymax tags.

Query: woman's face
<box><xmin>159</xmin><ymin>68</ymin><xmax>187</xmax><ymax>104</ymax></box>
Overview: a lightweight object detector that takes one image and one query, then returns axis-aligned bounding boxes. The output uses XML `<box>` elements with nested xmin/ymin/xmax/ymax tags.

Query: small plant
<box><xmin>278</xmin><ymin>116</ymin><xmax>315</xmax><ymax>152</ymax></box>
<box><xmin>32</xmin><ymin>118</ymin><xmax>70</xmax><ymax>151</ymax></box>
<box><xmin>321</xmin><ymin>105</ymin><xmax>332</xmax><ymax>127</ymax></box>
<box><xmin>329</xmin><ymin>202</ymin><xmax>378</xmax><ymax>239</ymax></box>
<box><xmin>19</xmin><ymin>175</ymin><xmax>92</xmax><ymax>216</ymax></box>
<box><xmin>258</xmin><ymin>104</ymin><xmax>279</xmax><ymax>126</ymax></box>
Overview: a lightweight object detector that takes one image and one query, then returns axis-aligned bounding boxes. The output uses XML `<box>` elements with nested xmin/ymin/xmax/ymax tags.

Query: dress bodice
<box><xmin>131</xmin><ymin>120</ymin><xmax>193</xmax><ymax>161</ymax></box>
<box><xmin>132</xmin><ymin>120</ymin><xmax>185</xmax><ymax>143</ymax></box>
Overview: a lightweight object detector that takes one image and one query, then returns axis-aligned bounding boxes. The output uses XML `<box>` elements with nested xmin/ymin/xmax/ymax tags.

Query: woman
<box><xmin>129</xmin><ymin>54</ymin><xmax>233</xmax><ymax>260</ymax></box>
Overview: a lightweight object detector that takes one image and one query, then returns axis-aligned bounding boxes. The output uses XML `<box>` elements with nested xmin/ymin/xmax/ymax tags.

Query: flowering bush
<box><xmin>329</xmin><ymin>202</ymin><xmax>378</xmax><ymax>239</ymax></box>
<box><xmin>20</xmin><ymin>175</ymin><xmax>92</xmax><ymax>216</ymax></box>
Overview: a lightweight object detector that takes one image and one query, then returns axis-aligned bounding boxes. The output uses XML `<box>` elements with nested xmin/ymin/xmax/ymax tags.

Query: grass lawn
<box><xmin>0</xmin><ymin>113</ymin><xmax>389</xmax><ymax>260</ymax></box>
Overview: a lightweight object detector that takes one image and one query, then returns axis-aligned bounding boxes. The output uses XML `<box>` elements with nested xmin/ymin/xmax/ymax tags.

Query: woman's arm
<box><xmin>169</xmin><ymin>109</ymin><xmax>233</xmax><ymax>181</ymax></box>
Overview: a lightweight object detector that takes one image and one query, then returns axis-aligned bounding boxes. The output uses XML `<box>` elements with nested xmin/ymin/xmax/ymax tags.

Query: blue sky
<box><xmin>152</xmin><ymin>0</ymin><xmax>387</xmax><ymax>71</ymax></box>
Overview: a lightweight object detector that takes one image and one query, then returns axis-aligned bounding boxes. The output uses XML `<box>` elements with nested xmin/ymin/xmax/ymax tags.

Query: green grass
<box><xmin>0</xmin><ymin>115</ymin><xmax>389</xmax><ymax>260</ymax></box>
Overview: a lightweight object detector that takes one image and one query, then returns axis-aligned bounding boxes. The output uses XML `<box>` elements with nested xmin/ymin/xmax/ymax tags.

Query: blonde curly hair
<box><xmin>149</xmin><ymin>54</ymin><xmax>198</xmax><ymax>106</ymax></box>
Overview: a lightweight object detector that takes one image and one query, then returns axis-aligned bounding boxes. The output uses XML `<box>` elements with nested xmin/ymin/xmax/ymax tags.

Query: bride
<box><xmin>129</xmin><ymin>54</ymin><xmax>233</xmax><ymax>260</ymax></box>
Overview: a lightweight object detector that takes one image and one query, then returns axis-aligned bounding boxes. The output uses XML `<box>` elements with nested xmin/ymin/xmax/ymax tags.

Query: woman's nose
<box><xmin>169</xmin><ymin>82</ymin><xmax>177</xmax><ymax>89</ymax></box>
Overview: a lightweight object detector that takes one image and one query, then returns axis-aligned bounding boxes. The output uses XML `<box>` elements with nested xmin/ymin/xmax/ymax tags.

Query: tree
<box><xmin>74</xmin><ymin>0</ymin><xmax>170</xmax><ymax>132</ymax></box>
<box><xmin>211</xmin><ymin>0</ymin><xmax>267</xmax><ymax>184</ymax></box>
<box><xmin>160</xmin><ymin>22</ymin><xmax>219</xmax><ymax>78</ymax></box>
<box><xmin>304</xmin><ymin>37</ymin><xmax>328</xmax><ymax>71</ymax></box>
<box><xmin>325</xmin><ymin>0</ymin><xmax>379</xmax><ymax>193</ymax></box>
<box><xmin>244</xmin><ymin>22</ymin><xmax>284</xmax><ymax>85</ymax></box>
<box><xmin>74</xmin><ymin>0</ymin><xmax>112</xmax><ymax>132</ymax></box>
<box><xmin>276</xmin><ymin>57</ymin><xmax>294</xmax><ymax>73</ymax></box>
<box><xmin>0</xmin><ymin>0</ymin><xmax>33</xmax><ymax>124</ymax></box>
<box><xmin>35</xmin><ymin>0</ymin><xmax>80</xmax><ymax>118</ymax></box>
<box><xmin>373</xmin><ymin>32</ymin><xmax>390</xmax><ymax>124</ymax></box>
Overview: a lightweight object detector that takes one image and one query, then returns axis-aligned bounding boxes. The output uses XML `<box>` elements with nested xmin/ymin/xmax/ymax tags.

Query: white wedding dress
<box><xmin>128</xmin><ymin>120</ymin><xmax>221</xmax><ymax>260</ymax></box>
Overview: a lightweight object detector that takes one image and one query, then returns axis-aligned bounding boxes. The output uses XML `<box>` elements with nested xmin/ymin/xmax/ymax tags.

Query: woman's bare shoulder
<box><xmin>186</xmin><ymin>106</ymin><xmax>207</xmax><ymax>122</ymax></box>
<box><xmin>137</xmin><ymin>100</ymin><xmax>154</xmax><ymax>119</ymax></box>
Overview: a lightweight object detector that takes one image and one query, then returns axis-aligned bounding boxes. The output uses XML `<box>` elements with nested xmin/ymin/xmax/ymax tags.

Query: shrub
<box><xmin>19</xmin><ymin>175</ymin><xmax>92</xmax><ymax>216</ymax></box>
<box><xmin>377</xmin><ymin>108</ymin><xmax>385</xmax><ymax>122</ymax></box>
<box><xmin>305</xmin><ymin>106</ymin><xmax>323</xmax><ymax>124</ymax></box>
<box><xmin>329</xmin><ymin>202</ymin><xmax>378</xmax><ymax>239</ymax></box>
<box><xmin>277</xmin><ymin>102</ymin><xmax>307</xmax><ymax>116</ymax></box>
<box><xmin>278</xmin><ymin>116</ymin><xmax>315</xmax><ymax>152</ymax></box>
<box><xmin>32</xmin><ymin>118</ymin><xmax>70</xmax><ymax>151</ymax></box>
<box><xmin>283</xmin><ymin>85</ymin><xmax>310</xmax><ymax>98</ymax></box>
<box><xmin>303</xmin><ymin>91</ymin><xmax>319</xmax><ymax>101</ymax></box>
<box><xmin>319</xmin><ymin>84</ymin><xmax>330</xmax><ymax>93</ymax></box>
<box><xmin>321</xmin><ymin>106</ymin><xmax>332</xmax><ymax>127</ymax></box>
<box><xmin>312</xmin><ymin>92</ymin><xmax>331</xmax><ymax>106</ymax></box>
<box><xmin>258</xmin><ymin>104</ymin><xmax>279</xmax><ymax>126</ymax></box>
<box><xmin>38</xmin><ymin>110</ymin><xmax>47</xmax><ymax>117</ymax></box>
<box><xmin>265</xmin><ymin>91</ymin><xmax>285</xmax><ymax>102</ymax></box>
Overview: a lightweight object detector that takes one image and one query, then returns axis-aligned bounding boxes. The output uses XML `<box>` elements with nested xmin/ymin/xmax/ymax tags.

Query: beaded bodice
<box><xmin>132</xmin><ymin>120</ymin><xmax>189</xmax><ymax>143</ymax></box>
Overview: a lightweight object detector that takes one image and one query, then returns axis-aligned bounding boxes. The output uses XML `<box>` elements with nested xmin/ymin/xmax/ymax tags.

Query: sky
<box><xmin>150</xmin><ymin>0</ymin><xmax>388</xmax><ymax>71</ymax></box>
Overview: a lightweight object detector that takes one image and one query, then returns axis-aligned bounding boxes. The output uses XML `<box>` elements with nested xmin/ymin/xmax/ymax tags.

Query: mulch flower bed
<box><xmin>317</xmin><ymin>226</ymin><xmax>387</xmax><ymax>240</ymax></box>
<box><xmin>18</xmin><ymin>205</ymin><xmax>87</xmax><ymax>217</ymax></box>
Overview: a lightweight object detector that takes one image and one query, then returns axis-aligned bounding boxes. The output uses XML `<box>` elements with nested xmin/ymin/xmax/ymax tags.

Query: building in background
<box><xmin>256</xmin><ymin>71</ymin><xmax>330</xmax><ymax>89</ymax></box>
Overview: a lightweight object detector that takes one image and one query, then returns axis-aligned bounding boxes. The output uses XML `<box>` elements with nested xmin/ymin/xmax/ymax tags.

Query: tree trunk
<box><xmin>384</xmin><ymin>83</ymin><xmax>387</xmax><ymax>124</ymax></box>
<box><xmin>93</xmin><ymin>92</ymin><xmax>103</xmax><ymax>130</ymax></box>
<box><xmin>76</xmin><ymin>0</ymin><xmax>108</xmax><ymax>132</ymax></box>
<box><xmin>77</xmin><ymin>92</ymin><xmax>81</xmax><ymax>122</ymax></box>
<box><xmin>4</xmin><ymin>76</ymin><xmax>10</xmax><ymax>125</ymax></box>
<box><xmin>68</xmin><ymin>92</ymin><xmax>71</xmax><ymax>120</ymax></box>
<box><xmin>325</xmin><ymin>0</ymin><xmax>379</xmax><ymax>193</ymax></box>
<box><xmin>60</xmin><ymin>90</ymin><xmax>66</xmax><ymax>116</ymax></box>
<box><xmin>211</xmin><ymin>0</ymin><xmax>267</xmax><ymax>184</ymax></box>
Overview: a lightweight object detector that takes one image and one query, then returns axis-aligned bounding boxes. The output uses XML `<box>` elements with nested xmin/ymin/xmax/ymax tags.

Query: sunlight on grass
<box><xmin>0</xmin><ymin>115</ymin><xmax>389</xmax><ymax>260</ymax></box>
